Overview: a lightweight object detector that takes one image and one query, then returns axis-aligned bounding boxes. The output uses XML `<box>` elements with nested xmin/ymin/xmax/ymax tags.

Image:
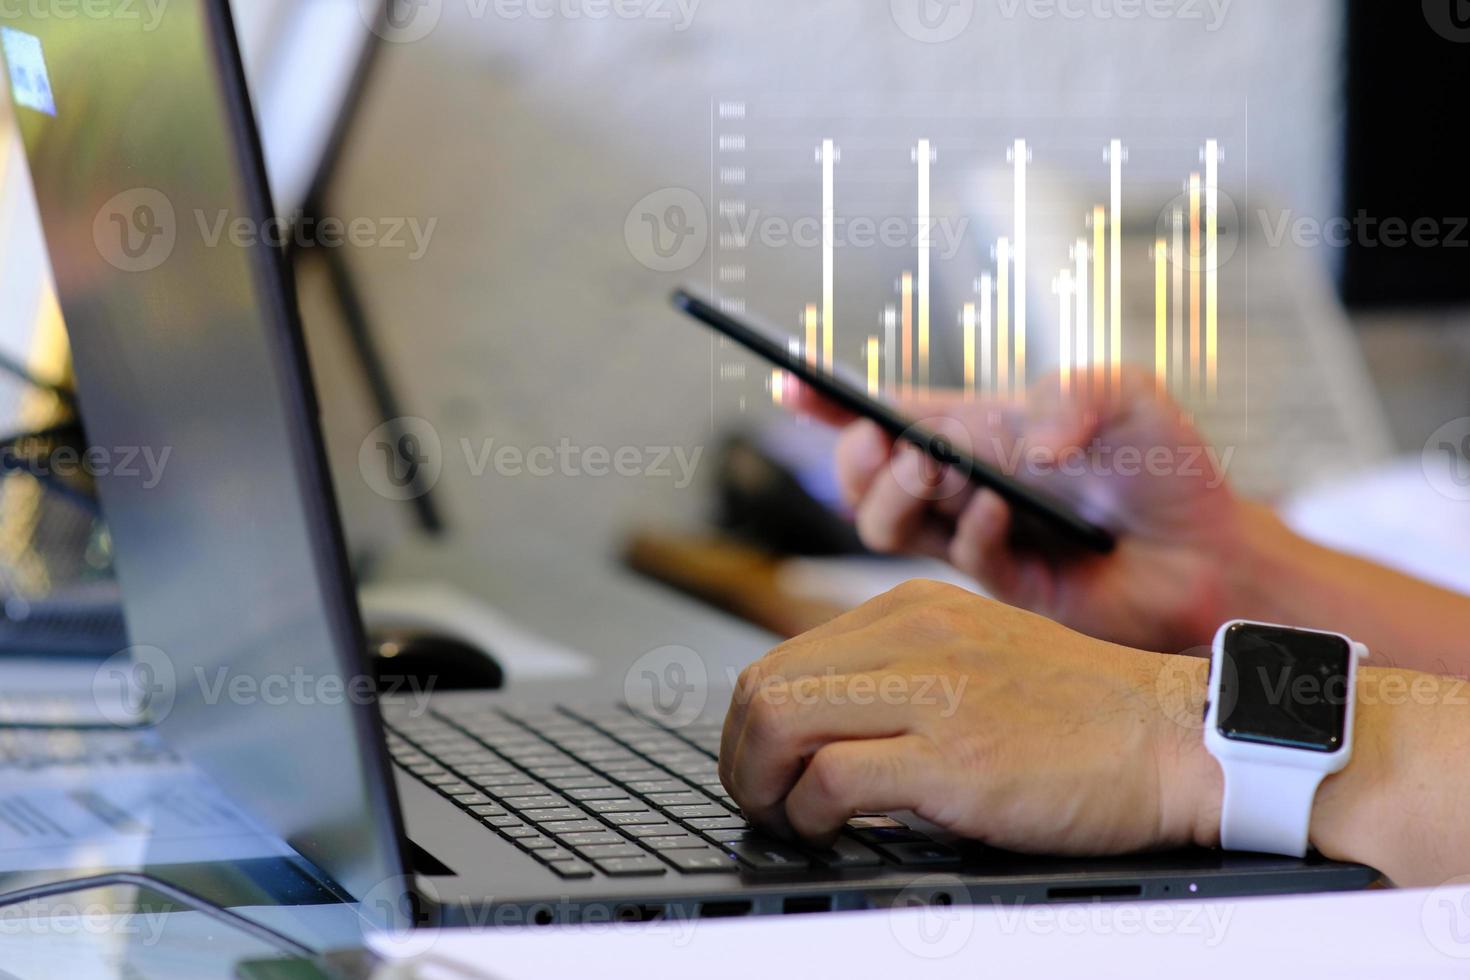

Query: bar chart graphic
<box><xmin>708</xmin><ymin>99</ymin><xmax>1245</xmax><ymax>421</ymax></box>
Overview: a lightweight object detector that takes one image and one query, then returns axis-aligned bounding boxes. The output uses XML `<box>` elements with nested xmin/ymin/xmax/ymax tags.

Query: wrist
<box><xmin>1225</xmin><ymin>502</ymin><xmax>1322</xmax><ymax>625</ymax></box>
<box><xmin>1147</xmin><ymin>653</ymin><xmax>1223</xmax><ymax>849</ymax></box>
<box><xmin>1308</xmin><ymin>666</ymin><xmax>1426</xmax><ymax>879</ymax></box>
<box><xmin>1154</xmin><ymin>656</ymin><xmax>1422</xmax><ymax>876</ymax></box>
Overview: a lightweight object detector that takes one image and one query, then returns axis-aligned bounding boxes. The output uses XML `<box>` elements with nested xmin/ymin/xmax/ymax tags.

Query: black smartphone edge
<box><xmin>672</xmin><ymin>287</ymin><xmax>1116</xmax><ymax>555</ymax></box>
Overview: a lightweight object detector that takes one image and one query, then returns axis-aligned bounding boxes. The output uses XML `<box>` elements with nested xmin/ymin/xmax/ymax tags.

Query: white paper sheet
<box><xmin>0</xmin><ymin>762</ymin><xmax>294</xmax><ymax>873</ymax></box>
<box><xmin>370</xmin><ymin>885</ymin><xmax>1470</xmax><ymax>979</ymax></box>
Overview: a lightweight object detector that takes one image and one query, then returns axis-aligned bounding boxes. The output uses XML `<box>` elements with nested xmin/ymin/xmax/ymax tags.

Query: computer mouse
<box><xmin>367</xmin><ymin>630</ymin><xmax>504</xmax><ymax>692</ymax></box>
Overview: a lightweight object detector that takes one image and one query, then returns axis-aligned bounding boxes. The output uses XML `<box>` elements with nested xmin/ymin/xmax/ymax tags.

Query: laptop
<box><xmin>0</xmin><ymin>0</ymin><xmax>1377</xmax><ymax>933</ymax></box>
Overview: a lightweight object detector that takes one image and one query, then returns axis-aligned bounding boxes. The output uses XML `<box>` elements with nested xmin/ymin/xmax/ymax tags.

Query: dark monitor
<box><xmin>1</xmin><ymin>0</ymin><xmax>408</xmax><ymax>909</ymax></box>
<box><xmin>1340</xmin><ymin>1</ymin><xmax>1470</xmax><ymax>308</ymax></box>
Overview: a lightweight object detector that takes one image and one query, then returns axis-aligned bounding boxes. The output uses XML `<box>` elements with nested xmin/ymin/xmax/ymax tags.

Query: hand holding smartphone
<box><xmin>672</xmin><ymin>287</ymin><xmax>1116</xmax><ymax>555</ymax></box>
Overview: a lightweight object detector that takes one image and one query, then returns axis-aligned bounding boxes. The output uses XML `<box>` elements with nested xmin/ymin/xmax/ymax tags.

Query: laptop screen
<box><xmin>1</xmin><ymin>0</ymin><xmax>407</xmax><ymax>907</ymax></box>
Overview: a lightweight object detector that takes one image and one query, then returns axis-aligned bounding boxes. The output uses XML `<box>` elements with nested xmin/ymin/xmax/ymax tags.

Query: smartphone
<box><xmin>672</xmin><ymin>287</ymin><xmax>1117</xmax><ymax>555</ymax></box>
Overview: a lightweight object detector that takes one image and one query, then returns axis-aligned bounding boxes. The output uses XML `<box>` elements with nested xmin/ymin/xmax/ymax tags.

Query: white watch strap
<box><xmin>1219</xmin><ymin>761</ymin><xmax>1325</xmax><ymax>858</ymax></box>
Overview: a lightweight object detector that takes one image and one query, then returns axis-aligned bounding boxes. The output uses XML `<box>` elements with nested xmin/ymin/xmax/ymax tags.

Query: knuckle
<box><xmin>805</xmin><ymin>745</ymin><xmax>858</xmax><ymax>803</ymax></box>
<box><xmin>744</xmin><ymin>690</ymin><xmax>793</xmax><ymax>746</ymax></box>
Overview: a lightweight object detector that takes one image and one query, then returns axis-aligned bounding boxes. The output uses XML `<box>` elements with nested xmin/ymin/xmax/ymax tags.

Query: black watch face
<box><xmin>1217</xmin><ymin>623</ymin><xmax>1351</xmax><ymax>752</ymax></box>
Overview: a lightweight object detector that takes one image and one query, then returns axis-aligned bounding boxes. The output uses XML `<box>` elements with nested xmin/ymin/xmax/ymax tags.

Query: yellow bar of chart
<box><xmin>1189</xmin><ymin>173</ymin><xmax>1201</xmax><ymax>397</ymax></box>
<box><xmin>1058</xmin><ymin>271</ymin><xmax>1073</xmax><ymax>397</ymax></box>
<box><xmin>1205</xmin><ymin>139</ymin><xmax>1219</xmax><ymax>402</ymax></box>
<box><xmin>866</xmin><ymin>337</ymin><xmax>880</xmax><ymax>396</ymax></box>
<box><xmin>821</xmin><ymin>139</ymin><xmax>836</xmax><ymax>373</ymax></box>
<box><xmin>900</xmin><ymin>272</ymin><xmax>914</xmax><ymax>394</ymax></box>
<box><xmin>804</xmin><ymin>304</ymin><xmax>818</xmax><ymax>367</ymax></box>
<box><xmin>1155</xmin><ymin>239</ymin><xmax>1168</xmax><ymax>396</ymax></box>
<box><xmin>1109</xmin><ymin>140</ymin><xmax>1123</xmax><ymax>395</ymax></box>
<box><xmin>962</xmin><ymin>302</ymin><xmax>977</xmax><ymax>400</ymax></box>
<box><xmin>1172</xmin><ymin>209</ymin><xmax>1185</xmax><ymax>399</ymax></box>
<box><xmin>916</xmin><ymin>139</ymin><xmax>931</xmax><ymax>391</ymax></box>
<box><xmin>1013</xmin><ymin>139</ymin><xmax>1027</xmax><ymax>397</ymax></box>
<box><xmin>997</xmin><ymin>238</ymin><xmax>1010</xmax><ymax>399</ymax></box>
<box><xmin>1074</xmin><ymin>240</ymin><xmax>1089</xmax><ymax>392</ymax></box>
<box><xmin>980</xmin><ymin>273</ymin><xmax>993</xmax><ymax>398</ymax></box>
<box><xmin>1092</xmin><ymin>208</ymin><xmax>1105</xmax><ymax>393</ymax></box>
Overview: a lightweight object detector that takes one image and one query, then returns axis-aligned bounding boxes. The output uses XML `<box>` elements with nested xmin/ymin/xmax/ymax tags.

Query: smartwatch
<box><xmin>1204</xmin><ymin>620</ymin><xmax>1369</xmax><ymax>858</ymax></box>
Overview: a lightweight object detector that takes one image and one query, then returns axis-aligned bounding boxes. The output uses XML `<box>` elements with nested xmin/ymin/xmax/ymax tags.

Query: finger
<box><xmin>950</xmin><ymin>490</ymin><xmax>1056</xmax><ymax>610</ymax></box>
<box><xmin>948</xmin><ymin>489</ymin><xmax>1023</xmax><ymax>596</ymax></box>
<box><xmin>854</xmin><ymin>446</ymin><xmax>954</xmax><ymax>557</ymax></box>
<box><xmin>783</xmin><ymin>735</ymin><xmax>946</xmax><ymax>845</ymax></box>
<box><xmin>723</xmin><ymin>675</ymin><xmax>920</xmax><ymax>837</ymax></box>
<box><xmin>834</xmin><ymin>420</ymin><xmax>893</xmax><ymax>508</ymax></box>
<box><xmin>722</xmin><ymin>626</ymin><xmax>917</xmax><ymax>792</ymax></box>
<box><xmin>721</xmin><ymin>585</ymin><xmax>928</xmax><ymax>766</ymax></box>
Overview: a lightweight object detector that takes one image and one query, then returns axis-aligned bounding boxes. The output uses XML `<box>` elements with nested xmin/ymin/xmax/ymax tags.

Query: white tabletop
<box><xmin>371</xmin><ymin>883</ymin><xmax>1470</xmax><ymax>979</ymax></box>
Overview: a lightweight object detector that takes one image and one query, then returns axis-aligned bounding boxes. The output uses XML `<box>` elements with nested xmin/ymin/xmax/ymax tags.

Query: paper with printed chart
<box><xmin>0</xmin><ymin>759</ymin><xmax>294</xmax><ymax>873</ymax></box>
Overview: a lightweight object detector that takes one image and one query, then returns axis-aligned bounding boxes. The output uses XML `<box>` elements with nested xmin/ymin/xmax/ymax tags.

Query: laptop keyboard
<box><xmin>381</xmin><ymin>703</ymin><xmax>958</xmax><ymax>880</ymax></box>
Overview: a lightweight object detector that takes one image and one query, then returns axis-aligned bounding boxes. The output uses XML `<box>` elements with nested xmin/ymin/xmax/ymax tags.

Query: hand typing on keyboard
<box><xmin>720</xmin><ymin>585</ymin><xmax>1222</xmax><ymax>855</ymax></box>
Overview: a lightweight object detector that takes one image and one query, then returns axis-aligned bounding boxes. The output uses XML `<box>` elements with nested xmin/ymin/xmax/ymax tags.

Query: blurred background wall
<box><xmin>251</xmin><ymin>0</ymin><xmax>1360</xmax><ymax>569</ymax></box>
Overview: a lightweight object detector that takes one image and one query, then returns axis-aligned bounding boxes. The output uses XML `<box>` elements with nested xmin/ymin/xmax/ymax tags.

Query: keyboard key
<box><xmin>500</xmin><ymin>825</ymin><xmax>541</xmax><ymax>840</ymax></box>
<box><xmin>851</xmin><ymin>827</ymin><xmax>928</xmax><ymax>845</ymax></box>
<box><xmin>592</xmin><ymin>857</ymin><xmax>666</xmax><ymax>877</ymax></box>
<box><xmin>547</xmin><ymin>777</ymin><xmax>608</xmax><ymax>790</ymax></box>
<box><xmin>473</xmin><ymin>778</ymin><xmax>536</xmax><ymax>794</ymax></box>
<box><xmin>539</xmin><ymin>820</ymin><xmax>603</xmax><ymax>835</ymax></box>
<box><xmin>500</xmin><ymin>795</ymin><xmax>564</xmax><ymax>811</ymax></box>
<box><xmin>724</xmin><ymin>840</ymin><xmax>812</xmax><ymax>872</ymax></box>
<box><xmin>811</xmin><ymin>838</ymin><xmax>883</xmax><ymax>869</ymax></box>
<box><xmin>472</xmin><ymin>773</ymin><xmax>535</xmax><ymax>788</ymax></box>
<box><xmin>875</xmin><ymin>842</ymin><xmax>961</xmax><ymax>866</ymax></box>
<box><xmin>447</xmin><ymin>792</ymin><xmax>493</xmax><ymax>807</ymax></box>
<box><xmin>566</xmin><ymin>787</ymin><xmax>625</xmax><ymax>802</ymax></box>
<box><xmin>645</xmin><ymin>793</ymin><xmax>704</xmax><ymax>807</ymax></box>
<box><xmin>530</xmin><ymin>846</ymin><xmax>576</xmax><ymax>863</ymax></box>
<box><xmin>684</xmin><ymin>816</ymin><xmax>747</xmax><ymax>832</ymax></box>
<box><xmin>513</xmin><ymin>834</ymin><xmax>556</xmax><ymax>851</ymax></box>
<box><xmin>434</xmin><ymin>781</ymin><xmax>474</xmax><ymax>795</ymax></box>
<box><xmin>665</xmin><ymin>805</ymin><xmax>728</xmax><ymax>820</ymax></box>
<box><xmin>640</xmin><ymin>835</ymin><xmax>707</xmax><ymax>851</ymax></box>
<box><xmin>585</xmin><ymin>799</ymin><xmax>644</xmax><ymax>814</ymax></box>
<box><xmin>663</xmin><ymin>849</ymin><xmax>740</xmax><ymax>873</ymax></box>
<box><xmin>485</xmin><ymin>815</ymin><xmax>526</xmax><ymax>829</ymax></box>
<box><xmin>468</xmin><ymin>804</ymin><xmax>508</xmax><ymax>818</ymax></box>
<box><xmin>530</xmin><ymin>766</ymin><xmax>592</xmax><ymax>779</ymax></box>
<box><xmin>604</xmin><ymin>811</ymin><xmax>666</xmax><ymax>827</ymax></box>
<box><xmin>548</xmin><ymin>859</ymin><xmax>595</xmax><ymax>879</ymax></box>
<box><xmin>522</xmin><ymin>809</ymin><xmax>586</xmax><ymax>824</ymax></box>
<box><xmin>623</xmin><ymin>822</ymin><xmax>680</xmax><ymax>838</ymax></box>
<box><xmin>558</xmin><ymin>831</ymin><xmax>623</xmax><ymax>847</ymax></box>
<box><xmin>627</xmin><ymin>781</ymin><xmax>688</xmax><ymax>794</ymax></box>
<box><xmin>576</xmin><ymin>844</ymin><xmax>646</xmax><ymax>860</ymax></box>
<box><xmin>700</xmin><ymin>827</ymin><xmax>756</xmax><ymax>844</ymax></box>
